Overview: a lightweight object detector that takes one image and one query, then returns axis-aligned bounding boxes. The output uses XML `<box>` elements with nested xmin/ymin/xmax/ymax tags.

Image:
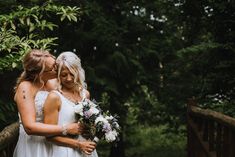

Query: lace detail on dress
<box><xmin>34</xmin><ymin>91</ymin><xmax>49</xmax><ymax>122</ymax></box>
<box><xmin>14</xmin><ymin>90</ymin><xmax>52</xmax><ymax>157</ymax></box>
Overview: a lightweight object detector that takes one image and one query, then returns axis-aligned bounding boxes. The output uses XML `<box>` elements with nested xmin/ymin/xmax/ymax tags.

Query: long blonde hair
<box><xmin>56</xmin><ymin>51</ymin><xmax>87</xmax><ymax>94</ymax></box>
<box><xmin>15</xmin><ymin>49</ymin><xmax>54</xmax><ymax>91</ymax></box>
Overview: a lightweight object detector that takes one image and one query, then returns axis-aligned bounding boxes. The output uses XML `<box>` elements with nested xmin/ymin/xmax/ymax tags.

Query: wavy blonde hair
<box><xmin>56</xmin><ymin>51</ymin><xmax>87</xmax><ymax>94</ymax></box>
<box><xmin>15</xmin><ymin>49</ymin><xmax>54</xmax><ymax>91</ymax></box>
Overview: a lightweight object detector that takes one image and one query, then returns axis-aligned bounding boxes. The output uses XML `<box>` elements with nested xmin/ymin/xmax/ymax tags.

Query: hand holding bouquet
<box><xmin>74</xmin><ymin>99</ymin><xmax>120</xmax><ymax>143</ymax></box>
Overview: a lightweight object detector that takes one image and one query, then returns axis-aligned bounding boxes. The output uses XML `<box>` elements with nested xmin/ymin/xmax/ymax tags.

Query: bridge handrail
<box><xmin>0</xmin><ymin>122</ymin><xmax>19</xmax><ymax>157</ymax></box>
<box><xmin>187</xmin><ymin>98</ymin><xmax>235</xmax><ymax>157</ymax></box>
<box><xmin>189</xmin><ymin>105</ymin><xmax>235</xmax><ymax>130</ymax></box>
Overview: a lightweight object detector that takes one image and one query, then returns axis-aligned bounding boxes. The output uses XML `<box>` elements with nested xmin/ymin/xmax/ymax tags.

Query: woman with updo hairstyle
<box><xmin>13</xmin><ymin>49</ymin><xmax>82</xmax><ymax>157</ymax></box>
<box><xmin>44</xmin><ymin>51</ymin><xmax>98</xmax><ymax>157</ymax></box>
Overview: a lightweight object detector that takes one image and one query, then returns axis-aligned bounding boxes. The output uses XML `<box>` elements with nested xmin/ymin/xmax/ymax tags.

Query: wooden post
<box><xmin>216</xmin><ymin>123</ymin><xmax>222</xmax><ymax>157</ymax></box>
<box><xmin>203</xmin><ymin>120</ymin><xmax>209</xmax><ymax>142</ymax></box>
<box><xmin>187</xmin><ymin>97</ymin><xmax>197</xmax><ymax>157</ymax></box>
<box><xmin>223</xmin><ymin>127</ymin><xmax>229</xmax><ymax>157</ymax></box>
<box><xmin>208</xmin><ymin>120</ymin><xmax>215</xmax><ymax>151</ymax></box>
<box><xmin>228</xmin><ymin>129</ymin><xmax>235</xmax><ymax>157</ymax></box>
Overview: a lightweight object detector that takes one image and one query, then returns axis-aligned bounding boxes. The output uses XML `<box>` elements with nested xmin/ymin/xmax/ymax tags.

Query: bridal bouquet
<box><xmin>74</xmin><ymin>99</ymin><xmax>120</xmax><ymax>143</ymax></box>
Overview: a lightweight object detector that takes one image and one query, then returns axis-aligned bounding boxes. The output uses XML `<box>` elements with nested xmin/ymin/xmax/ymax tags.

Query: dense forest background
<box><xmin>0</xmin><ymin>0</ymin><xmax>234</xmax><ymax>157</ymax></box>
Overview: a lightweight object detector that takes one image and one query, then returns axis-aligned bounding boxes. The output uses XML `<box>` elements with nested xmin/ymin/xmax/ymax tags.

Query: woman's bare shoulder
<box><xmin>17</xmin><ymin>81</ymin><xmax>34</xmax><ymax>90</ymax></box>
<box><xmin>14</xmin><ymin>81</ymin><xmax>36</xmax><ymax>101</ymax></box>
<box><xmin>46</xmin><ymin>79</ymin><xmax>59</xmax><ymax>91</ymax></box>
<box><xmin>44</xmin><ymin>91</ymin><xmax>61</xmax><ymax>109</ymax></box>
<box><xmin>47</xmin><ymin>90</ymin><xmax>60</xmax><ymax>100</ymax></box>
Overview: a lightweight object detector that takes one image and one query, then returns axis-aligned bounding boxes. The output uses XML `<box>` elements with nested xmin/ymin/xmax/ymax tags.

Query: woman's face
<box><xmin>60</xmin><ymin>66</ymin><xmax>76</xmax><ymax>89</ymax></box>
<box><xmin>41</xmin><ymin>57</ymin><xmax>57</xmax><ymax>81</ymax></box>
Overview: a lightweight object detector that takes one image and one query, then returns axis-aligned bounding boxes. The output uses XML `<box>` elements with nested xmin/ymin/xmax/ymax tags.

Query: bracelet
<box><xmin>62</xmin><ymin>124</ymin><xmax>68</xmax><ymax>135</ymax></box>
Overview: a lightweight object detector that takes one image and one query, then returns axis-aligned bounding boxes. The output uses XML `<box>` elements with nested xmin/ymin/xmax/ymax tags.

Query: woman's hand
<box><xmin>78</xmin><ymin>122</ymin><xmax>91</xmax><ymax>139</ymax></box>
<box><xmin>77</xmin><ymin>140</ymin><xmax>96</xmax><ymax>155</ymax></box>
<box><xmin>66</xmin><ymin>123</ymin><xmax>83</xmax><ymax>135</ymax></box>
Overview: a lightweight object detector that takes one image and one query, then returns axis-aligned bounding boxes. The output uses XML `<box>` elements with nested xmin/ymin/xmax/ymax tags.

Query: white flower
<box><xmin>113</xmin><ymin>122</ymin><xmax>120</xmax><ymax>129</ymax></box>
<box><xmin>89</xmin><ymin>100</ymin><xmax>97</xmax><ymax>107</ymax></box>
<box><xmin>74</xmin><ymin>105</ymin><xmax>83</xmax><ymax>116</ymax></box>
<box><xmin>89</xmin><ymin>107</ymin><xmax>100</xmax><ymax>115</ymax></box>
<box><xmin>95</xmin><ymin>115</ymin><xmax>108</xmax><ymax>125</ymax></box>
<box><xmin>105</xmin><ymin>130</ymin><xmax>118</xmax><ymax>142</ymax></box>
<box><xmin>83</xmin><ymin>99</ymin><xmax>97</xmax><ymax>107</ymax></box>
<box><xmin>105</xmin><ymin>115</ymin><xmax>114</xmax><ymax>120</ymax></box>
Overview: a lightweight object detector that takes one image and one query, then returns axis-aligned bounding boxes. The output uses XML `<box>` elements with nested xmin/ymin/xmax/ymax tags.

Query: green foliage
<box><xmin>0</xmin><ymin>100</ymin><xmax>18</xmax><ymax>131</ymax></box>
<box><xmin>0</xmin><ymin>2</ymin><xmax>80</xmax><ymax>71</ymax></box>
<box><xmin>125</xmin><ymin>125</ymin><xmax>186</xmax><ymax>157</ymax></box>
<box><xmin>125</xmin><ymin>85</ymin><xmax>165</xmax><ymax>125</ymax></box>
<box><xmin>0</xmin><ymin>29</ymin><xmax>58</xmax><ymax>71</ymax></box>
<box><xmin>177</xmin><ymin>42</ymin><xmax>222</xmax><ymax>58</ymax></box>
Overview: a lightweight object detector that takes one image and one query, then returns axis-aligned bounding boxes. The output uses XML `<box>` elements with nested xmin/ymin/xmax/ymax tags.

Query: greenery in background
<box><xmin>0</xmin><ymin>100</ymin><xmax>18</xmax><ymax>130</ymax></box>
<box><xmin>125</xmin><ymin>125</ymin><xmax>186</xmax><ymax>157</ymax></box>
<box><xmin>0</xmin><ymin>0</ymin><xmax>234</xmax><ymax>157</ymax></box>
<box><xmin>0</xmin><ymin>1</ymin><xmax>80</xmax><ymax>71</ymax></box>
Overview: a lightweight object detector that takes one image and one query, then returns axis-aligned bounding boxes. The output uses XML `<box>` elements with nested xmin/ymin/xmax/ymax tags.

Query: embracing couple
<box><xmin>13</xmin><ymin>49</ymin><xmax>98</xmax><ymax>157</ymax></box>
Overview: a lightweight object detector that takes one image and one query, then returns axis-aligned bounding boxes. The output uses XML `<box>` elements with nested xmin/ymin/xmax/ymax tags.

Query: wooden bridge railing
<box><xmin>187</xmin><ymin>98</ymin><xmax>235</xmax><ymax>157</ymax></box>
<box><xmin>0</xmin><ymin>122</ymin><xmax>19</xmax><ymax>157</ymax></box>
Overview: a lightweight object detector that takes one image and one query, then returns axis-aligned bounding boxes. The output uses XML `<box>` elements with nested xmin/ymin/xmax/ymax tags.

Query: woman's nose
<box><xmin>66</xmin><ymin>74</ymin><xmax>73</xmax><ymax>81</ymax></box>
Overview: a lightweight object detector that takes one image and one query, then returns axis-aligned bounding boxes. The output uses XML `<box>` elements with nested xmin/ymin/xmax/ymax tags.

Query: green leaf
<box><xmin>12</xmin><ymin>62</ymin><xmax>17</xmax><ymax>68</ymax></box>
<box><xmin>67</xmin><ymin>15</ymin><xmax>71</xmax><ymax>21</ymax></box>
<box><xmin>26</xmin><ymin>17</ymin><xmax>30</xmax><ymax>26</ymax></box>
<box><xmin>19</xmin><ymin>18</ymin><xmax>24</xmax><ymax>25</ymax></box>
<box><xmin>61</xmin><ymin>7</ymin><xmax>66</xmax><ymax>13</ymax></box>
<box><xmin>70</xmin><ymin>14</ymin><xmax>77</xmax><ymax>22</ymax></box>
<box><xmin>10</xmin><ymin>22</ymin><xmax>16</xmax><ymax>30</ymax></box>
<box><xmin>29</xmin><ymin>24</ymin><xmax>35</xmax><ymax>32</ymax></box>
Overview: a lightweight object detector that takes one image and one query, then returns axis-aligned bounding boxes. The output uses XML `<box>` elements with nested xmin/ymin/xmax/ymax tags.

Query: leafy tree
<box><xmin>0</xmin><ymin>2</ymin><xmax>80</xmax><ymax>71</ymax></box>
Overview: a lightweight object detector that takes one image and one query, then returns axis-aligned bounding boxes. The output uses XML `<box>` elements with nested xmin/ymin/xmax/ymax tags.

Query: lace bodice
<box><xmin>18</xmin><ymin>90</ymin><xmax>49</xmax><ymax>123</ymax></box>
<box><xmin>34</xmin><ymin>91</ymin><xmax>49</xmax><ymax>122</ymax></box>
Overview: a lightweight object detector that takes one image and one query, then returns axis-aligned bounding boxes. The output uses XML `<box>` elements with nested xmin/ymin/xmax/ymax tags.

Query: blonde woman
<box><xmin>44</xmin><ymin>51</ymin><xmax>98</xmax><ymax>157</ymax></box>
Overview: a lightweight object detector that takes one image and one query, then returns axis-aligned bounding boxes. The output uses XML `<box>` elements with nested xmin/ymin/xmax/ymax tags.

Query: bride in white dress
<box><xmin>44</xmin><ymin>51</ymin><xmax>98</xmax><ymax>157</ymax></box>
<box><xmin>13</xmin><ymin>49</ymin><xmax>82</xmax><ymax>157</ymax></box>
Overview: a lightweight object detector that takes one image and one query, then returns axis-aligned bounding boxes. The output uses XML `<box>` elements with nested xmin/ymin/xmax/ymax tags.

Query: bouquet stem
<box><xmin>93</xmin><ymin>136</ymin><xmax>100</xmax><ymax>143</ymax></box>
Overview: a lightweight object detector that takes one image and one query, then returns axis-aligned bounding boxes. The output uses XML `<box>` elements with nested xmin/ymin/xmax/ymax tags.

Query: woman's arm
<box><xmin>15</xmin><ymin>81</ymin><xmax>79</xmax><ymax>136</ymax></box>
<box><xmin>46</xmin><ymin>136</ymin><xmax>96</xmax><ymax>155</ymax></box>
<box><xmin>44</xmin><ymin>91</ymin><xmax>96</xmax><ymax>154</ymax></box>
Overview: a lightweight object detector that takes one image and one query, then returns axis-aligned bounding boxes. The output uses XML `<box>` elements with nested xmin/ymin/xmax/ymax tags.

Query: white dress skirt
<box><xmin>13</xmin><ymin>91</ymin><xmax>52</xmax><ymax>157</ymax></box>
<box><xmin>50</xmin><ymin>90</ymin><xmax>98</xmax><ymax>157</ymax></box>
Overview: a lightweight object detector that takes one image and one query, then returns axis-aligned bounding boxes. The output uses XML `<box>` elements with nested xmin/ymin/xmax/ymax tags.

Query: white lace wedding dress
<box><xmin>13</xmin><ymin>91</ymin><xmax>52</xmax><ymax>157</ymax></box>
<box><xmin>50</xmin><ymin>90</ymin><xmax>98</xmax><ymax>157</ymax></box>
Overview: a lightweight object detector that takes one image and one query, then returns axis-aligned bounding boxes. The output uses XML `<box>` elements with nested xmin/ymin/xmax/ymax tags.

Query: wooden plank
<box><xmin>208</xmin><ymin>120</ymin><xmax>215</xmax><ymax>151</ymax></box>
<box><xmin>187</xmin><ymin>100</ymin><xmax>235</xmax><ymax>157</ymax></box>
<box><xmin>216</xmin><ymin>123</ymin><xmax>222</xmax><ymax>157</ymax></box>
<box><xmin>203</xmin><ymin>120</ymin><xmax>208</xmax><ymax>142</ymax></box>
<box><xmin>189</xmin><ymin>106</ymin><xmax>235</xmax><ymax>130</ymax></box>
<box><xmin>228</xmin><ymin>130</ymin><xmax>235</xmax><ymax>157</ymax></box>
<box><xmin>188</xmin><ymin>117</ymin><xmax>216</xmax><ymax>157</ymax></box>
